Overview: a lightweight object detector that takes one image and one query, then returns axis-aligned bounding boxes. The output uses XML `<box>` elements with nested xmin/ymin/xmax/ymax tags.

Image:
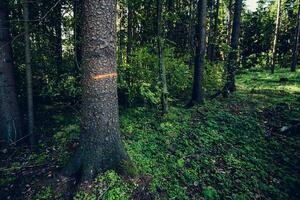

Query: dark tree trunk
<box><xmin>211</xmin><ymin>0</ymin><xmax>219</xmax><ymax>61</ymax></box>
<box><xmin>191</xmin><ymin>0</ymin><xmax>207</xmax><ymax>104</ymax></box>
<box><xmin>188</xmin><ymin>0</ymin><xmax>196</xmax><ymax>68</ymax></box>
<box><xmin>74</xmin><ymin>0</ymin><xmax>83</xmax><ymax>67</ymax></box>
<box><xmin>227</xmin><ymin>0</ymin><xmax>233</xmax><ymax>45</ymax></box>
<box><xmin>54</xmin><ymin>0</ymin><xmax>63</xmax><ymax>74</ymax></box>
<box><xmin>0</xmin><ymin>0</ymin><xmax>22</xmax><ymax>144</ymax></box>
<box><xmin>166</xmin><ymin>0</ymin><xmax>174</xmax><ymax>41</ymax></box>
<box><xmin>127</xmin><ymin>0</ymin><xmax>133</xmax><ymax>63</ymax></box>
<box><xmin>291</xmin><ymin>0</ymin><xmax>300</xmax><ymax>72</ymax></box>
<box><xmin>207</xmin><ymin>0</ymin><xmax>214</xmax><ymax>60</ymax></box>
<box><xmin>271</xmin><ymin>0</ymin><xmax>282</xmax><ymax>73</ymax></box>
<box><xmin>157</xmin><ymin>0</ymin><xmax>168</xmax><ymax>113</ymax></box>
<box><xmin>23</xmin><ymin>0</ymin><xmax>35</xmax><ymax>148</ymax></box>
<box><xmin>62</xmin><ymin>0</ymin><xmax>128</xmax><ymax>181</ymax></box>
<box><xmin>223</xmin><ymin>0</ymin><xmax>242</xmax><ymax>94</ymax></box>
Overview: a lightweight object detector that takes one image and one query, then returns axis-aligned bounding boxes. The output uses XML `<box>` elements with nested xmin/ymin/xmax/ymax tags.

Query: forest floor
<box><xmin>0</xmin><ymin>68</ymin><xmax>300</xmax><ymax>200</ymax></box>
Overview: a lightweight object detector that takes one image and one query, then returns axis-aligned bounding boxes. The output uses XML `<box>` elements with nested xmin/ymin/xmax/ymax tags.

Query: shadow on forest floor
<box><xmin>0</xmin><ymin>69</ymin><xmax>300</xmax><ymax>199</ymax></box>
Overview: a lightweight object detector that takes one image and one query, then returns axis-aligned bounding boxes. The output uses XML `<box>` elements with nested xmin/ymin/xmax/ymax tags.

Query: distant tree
<box><xmin>191</xmin><ymin>0</ymin><xmax>207</xmax><ymax>104</ymax></box>
<box><xmin>291</xmin><ymin>0</ymin><xmax>300</xmax><ymax>72</ymax></box>
<box><xmin>127</xmin><ymin>0</ymin><xmax>134</xmax><ymax>63</ymax></box>
<box><xmin>62</xmin><ymin>0</ymin><xmax>128</xmax><ymax>180</ymax></box>
<box><xmin>271</xmin><ymin>0</ymin><xmax>282</xmax><ymax>73</ymax></box>
<box><xmin>157</xmin><ymin>0</ymin><xmax>168</xmax><ymax>113</ymax></box>
<box><xmin>23</xmin><ymin>0</ymin><xmax>35</xmax><ymax>148</ymax></box>
<box><xmin>208</xmin><ymin>0</ymin><xmax>220</xmax><ymax>61</ymax></box>
<box><xmin>223</xmin><ymin>0</ymin><xmax>243</xmax><ymax>94</ymax></box>
<box><xmin>227</xmin><ymin>0</ymin><xmax>233</xmax><ymax>45</ymax></box>
<box><xmin>54</xmin><ymin>0</ymin><xmax>62</xmax><ymax>74</ymax></box>
<box><xmin>0</xmin><ymin>0</ymin><xmax>22</xmax><ymax>144</ymax></box>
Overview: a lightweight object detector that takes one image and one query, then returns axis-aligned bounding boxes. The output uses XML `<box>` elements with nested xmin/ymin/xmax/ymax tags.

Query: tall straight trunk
<box><xmin>62</xmin><ymin>0</ymin><xmax>128</xmax><ymax>181</ymax></box>
<box><xmin>191</xmin><ymin>0</ymin><xmax>207</xmax><ymax>104</ymax></box>
<box><xmin>188</xmin><ymin>0</ymin><xmax>195</xmax><ymax>68</ymax></box>
<box><xmin>74</xmin><ymin>0</ymin><xmax>83</xmax><ymax>67</ymax></box>
<box><xmin>54</xmin><ymin>0</ymin><xmax>62</xmax><ymax>74</ymax></box>
<box><xmin>227</xmin><ymin>0</ymin><xmax>233</xmax><ymax>45</ymax></box>
<box><xmin>291</xmin><ymin>0</ymin><xmax>300</xmax><ymax>72</ymax></box>
<box><xmin>0</xmin><ymin>0</ymin><xmax>22</xmax><ymax>144</ymax></box>
<box><xmin>166</xmin><ymin>0</ymin><xmax>174</xmax><ymax>41</ymax></box>
<box><xmin>271</xmin><ymin>0</ymin><xmax>282</xmax><ymax>73</ymax></box>
<box><xmin>223</xmin><ymin>0</ymin><xmax>242</xmax><ymax>94</ymax></box>
<box><xmin>211</xmin><ymin>0</ymin><xmax>220</xmax><ymax>61</ymax></box>
<box><xmin>127</xmin><ymin>0</ymin><xmax>133</xmax><ymax>63</ymax></box>
<box><xmin>207</xmin><ymin>0</ymin><xmax>214</xmax><ymax>60</ymax></box>
<box><xmin>157</xmin><ymin>0</ymin><xmax>168</xmax><ymax>113</ymax></box>
<box><xmin>23</xmin><ymin>0</ymin><xmax>35</xmax><ymax>147</ymax></box>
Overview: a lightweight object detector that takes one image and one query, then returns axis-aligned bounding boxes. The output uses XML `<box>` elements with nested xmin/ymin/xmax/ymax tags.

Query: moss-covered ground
<box><xmin>1</xmin><ymin>69</ymin><xmax>299</xmax><ymax>200</ymax></box>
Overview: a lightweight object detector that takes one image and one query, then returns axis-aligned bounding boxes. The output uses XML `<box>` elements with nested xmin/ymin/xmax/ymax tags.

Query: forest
<box><xmin>0</xmin><ymin>0</ymin><xmax>300</xmax><ymax>199</ymax></box>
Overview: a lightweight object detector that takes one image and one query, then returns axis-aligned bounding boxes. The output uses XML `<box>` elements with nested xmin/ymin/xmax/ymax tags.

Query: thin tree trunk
<box><xmin>188</xmin><ymin>0</ymin><xmax>195</xmax><ymax>68</ymax></box>
<box><xmin>23</xmin><ymin>0</ymin><xmax>35</xmax><ymax>148</ymax></box>
<box><xmin>207</xmin><ymin>0</ymin><xmax>214</xmax><ymax>60</ymax></box>
<box><xmin>211</xmin><ymin>0</ymin><xmax>220</xmax><ymax>61</ymax></box>
<box><xmin>54</xmin><ymin>0</ymin><xmax>62</xmax><ymax>74</ymax></box>
<box><xmin>223</xmin><ymin>0</ymin><xmax>243</xmax><ymax>94</ymax></box>
<box><xmin>271</xmin><ymin>0</ymin><xmax>282</xmax><ymax>73</ymax></box>
<box><xmin>74</xmin><ymin>0</ymin><xmax>83</xmax><ymax>68</ymax></box>
<box><xmin>227</xmin><ymin>0</ymin><xmax>233</xmax><ymax>45</ymax></box>
<box><xmin>191</xmin><ymin>0</ymin><xmax>207</xmax><ymax>104</ymax></box>
<box><xmin>291</xmin><ymin>0</ymin><xmax>300</xmax><ymax>72</ymax></box>
<box><xmin>157</xmin><ymin>0</ymin><xmax>168</xmax><ymax>113</ymax></box>
<box><xmin>0</xmin><ymin>0</ymin><xmax>22</xmax><ymax>144</ymax></box>
<box><xmin>62</xmin><ymin>0</ymin><xmax>128</xmax><ymax>181</ymax></box>
<box><xmin>127</xmin><ymin>0</ymin><xmax>133</xmax><ymax>63</ymax></box>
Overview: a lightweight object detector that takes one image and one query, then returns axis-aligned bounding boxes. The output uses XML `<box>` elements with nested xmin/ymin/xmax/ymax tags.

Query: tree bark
<box><xmin>223</xmin><ymin>0</ymin><xmax>243</xmax><ymax>94</ymax></box>
<box><xmin>227</xmin><ymin>0</ymin><xmax>233</xmax><ymax>45</ymax></box>
<box><xmin>157</xmin><ymin>0</ymin><xmax>168</xmax><ymax>113</ymax></box>
<box><xmin>23</xmin><ymin>0</ymin><xmax>35</xmax><ymax>148</ymax></box>
<box><xmin>191</xmin><ymin>0</ymin><xmax>207</xmax><ymax>104</ymax></box>
<box><xmin>54</xmin><ymin>0</ymin><xmax>63</xmax><ymax>74</ymax></box>
<box><xmin>271</xmin><ymin>0</ymin><xmax>282</xmax><ymax>73</ymax></box>
<box><xmin>127</xmin><ymin>0</ymin><xmax>133</xmax><ymax>63</ymax></box>
<box><xmin>62</xmin><ymin>0</ymin><xmax>128</xmax><ymax>181</ymax></box>
<box><xmin>291</xmin><ymin>0</ymin><xmax>300</xmax><ymax>72</ymax></box>
<box><xmin>0</xmin><ymin>0</ymin><xmax>22</xmax><ymax>144</ymax></box>
<box><xmin>74</xmin><ymin>0</ymin><xmax>83</xmax><ymax>68</ymax></box>
<box><xmin>211</xmin><ymin>0</ymin><xmax>220</xmax><ymax>61</ymax></box>
<box><xmin>207</xmin><ymin>0</ymin><xmax>214</xmax><ymax>60</ymax></box>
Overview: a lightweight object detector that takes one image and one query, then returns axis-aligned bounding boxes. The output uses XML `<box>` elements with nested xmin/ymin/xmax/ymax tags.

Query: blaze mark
<box><xmin>93</xmin><ymin>72</ymin><xmax>117</xmax><ymax>80</ymax></box>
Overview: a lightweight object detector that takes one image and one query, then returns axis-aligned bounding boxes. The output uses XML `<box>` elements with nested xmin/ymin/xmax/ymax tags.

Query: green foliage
<box><xmin>74</xmin><ymin>171</ymin><xmax>133</xmax><ymax>200</ymax></box>
<box><xmin>204</xmin><ymin>61</ymin><xmax>225</xmax><ymax>93</ymax></box>
<box><xmin>203</xmin><ymin>186</ymin><xmax>219</xmax><ymax>200</ymax></box>
<box><xmin>118</xmin><ymin>46</ymin><xmax>192</xmax><ymax>105</ymax></box>
<box><xmin>34</xmin><ymin>186</ymin><xmax>54</xmax><ymax>200</ymax></box>
<box><xmin>53</xmin><ymin>124</ymin><xmax>80</xmax><ymax>164</ymax></box>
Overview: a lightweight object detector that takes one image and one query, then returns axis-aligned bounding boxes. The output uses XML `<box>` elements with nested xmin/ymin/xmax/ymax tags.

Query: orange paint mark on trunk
<box><xmin>93</xmin><ymin>72</ymin><xmax>117</xmax><ymax>80</ymax></box>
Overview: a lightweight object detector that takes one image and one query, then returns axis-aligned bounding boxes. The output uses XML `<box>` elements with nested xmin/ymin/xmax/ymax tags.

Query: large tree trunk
<box><xmin>23</xmin><ymin>0</ymin><xmax>35</xmax><ymax>147</ymax></box>
<box><xmin>223</xmin><ymin>0</ymin><xmax>242</xmax><ymax>94</ymax></box>
<box><xmin>0</xmin><ymin>0</ymin><xmax>22</xmax><ymax>144</ymax></box>
<box><xmin>191</xmin><ymin>0</ymin><xmax>207</xmax><ymax>104</ymax></box>
<box><xmin>54</xmin><ymin>0</ymin><xmax>63</xmax><ymax>74</ymax></box>
<box><xmin>291</xmin><ymin>0</ymin><xmax>300</xmax><ymax>72</ymax></box>
<box><xmin>157</xmin><ymin>0</ymin><xmax>168</xmax><ymax>113</ymax></box>
<box><xmin>271</xmin><ymin>0</ymin><xmax>282</xmax><ymax>73</ymax></box>
<box><xmin>62</xmin><ymin>0</ymin><xmax>128</xmax><ymax>181</ymax></box>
